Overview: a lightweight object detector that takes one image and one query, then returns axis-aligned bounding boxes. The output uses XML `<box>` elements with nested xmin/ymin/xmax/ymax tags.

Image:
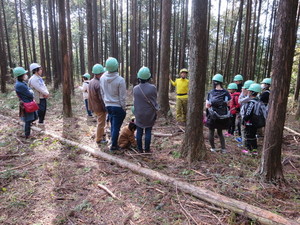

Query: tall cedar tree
<box><xmin>158</xmin><ymin>0</ymin><xmax>171</xmax><ymax>116</ymax></box>
<box><xmin>86</xmin><ymin>0</ymin><xmax>94</xmax><ymax>74</ymax></box>
<box><xmin>130</xmin><ymin>0</ymin><xmax>138</xmax><ymax>85</ymax></box>
<box><xmin>36</xmin><ymin>0</ymin><xmax>46</xmax><ymax>77</ymax></box>
<box><xmin>0</xmin><ymin>1</ymin><xmax>7</xmax><ymax>93</ymax></box>
<box><xmin>58</xmin><ymin>0</ymin><xmax>72</xmax><ymax>117</ymax></box>
<box><xmin>181</xmin><ymin>0</ymin><xmax>208</xmax><ymax>163</ymax></box>
<box><xmin>259</xmin><ymin>0</ymin><xmax>298</xmax><ymax>182</ymax></box>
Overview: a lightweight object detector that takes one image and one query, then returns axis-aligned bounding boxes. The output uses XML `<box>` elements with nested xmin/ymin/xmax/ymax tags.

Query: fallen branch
<box><xmin>0</xmin><ymin>159</ymin><xmax>37</xmax><ymax>173</ymax></box>
<box><xmin>153</xmin><ymin>132</ymin><xmax>180</xmax><ymax>137</ymax></box>
<box><xmin>4</xmin><ymin>114</ymin><xmax>299</xmax><ymax>225</ymax></box>
<box><xmin>97</xmin><ymin>183</ymin><xmax>120</xmax><ymax>200</ymax></box>
<box><xmin>284</xmin><ymin>126</ymin><xmax>300</xmax><ymax>136</ymax></box>
<box><xmin>0</xmin><ymin>153</ymin><xmax>25</xmax><ymax>159</ymax></box>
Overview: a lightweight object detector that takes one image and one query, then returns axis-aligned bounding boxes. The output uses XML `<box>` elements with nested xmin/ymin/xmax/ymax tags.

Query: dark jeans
<box><xmin>228</xmin><ymin>114</ymin><xmax>236</xmax><ymax>135</ymax></box>
<box><xmin>245</xmin><ymin>125</ymin><xmax>257</xmax><ymax>151</ymax></box>
<box><xmin>24</xmin><ymin>120</ymin><xmax>33</xmax><ymax>137</ymax></box>
<box><xmin>209</xmin><ymin>128</ymin><xmax>225</xmax><ymax>149</ymax></box>
<box><xmin>38</xmin><ymin>99</ymin><xmax>47</xmax><ymax>123</ymax></box>
<box><xmin>136</xmin><ymin>126</ymin><xmax>152</xmax><ymax>152</ymax></box>
<box><xmin>84</xmin><ymin>99</ymin><xmax>92</xmax><ymax>116</ymax></box>
<box><xmin>106</xmin><ymin>106</ymin><xmax>126</xmax><ymax>148</ymax></box>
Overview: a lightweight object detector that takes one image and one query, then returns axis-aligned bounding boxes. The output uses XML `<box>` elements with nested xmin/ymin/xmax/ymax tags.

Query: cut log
<box><xmin>3</xmin><ymin>114</ymin><xmax>299</xmax><ymax>225</ymax></box>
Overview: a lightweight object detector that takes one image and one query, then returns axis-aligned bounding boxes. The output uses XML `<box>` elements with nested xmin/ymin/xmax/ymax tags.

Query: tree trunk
<box><xmin>294</xmin><ymin>57</ymin><xmax>300</xmax><ymax>102</ymax></box>
<box><xmin>36</xmin><ymin>0</ymin><xmax>46</xmax><ymax>77</ymax></box>
<box><xmin>58</xmin><ymin>0</ymin><xmax>72</xmax><ymax>117</ymax></box>
<box><xmin>252</xmin><ymin>0</ymin><xmax>262</xmax><ymax>80</ymax></box>
<box><xmin>78</xmin><ymin>11</ymin><xmax>85</xmax><ymax>75</ymax></box>
<box><xmin>125</xmin><ymin>0</ymin><xmax>129</xmax><ymax>87</ymax></box>
<box><xmin>242</xmin><ymin>0</ymin><xmax>251</xmax><ymax>80</ymax></box>
<box><xmin>130</xmin><ymin>0</ymin><xmax>138</xmax><ymax>85</ymax></box>
<box><xmin>14</xmin><ymin>0</ymin><xmax>22</xmax><ymax>66</ymax></box>
<box><xmin>93</xmin><ymin>0</ymin><xmax>99</xmax><ymax>63</ymax></box>
<box><xmin>181</xmin><ymin>0</ymin><xmax>208</xmax><ymax>163</ymax></box>
<box><xmin>213</xmin><ymin>0</ymin><xmax>221</xmax><ymax>75</ymax></box>
<box><xmin>43</xmin><ymin>1</ymin><xmax>52</xmax><ymax>84</ymax></box>
<box><xmin>86</xmin><ymin>0</ymin><xmax>94</xmax><ymax>74</ymax></box>
<box><xmin>1</xmin><ymin>0</ymin><xmax>12</xmax><ymax>68</ymax></box>
<box><xmin>19</xmin><ymin>0</ymin><xmax>28</xmax><ymax>70</ymax></box>
<box><xmin>66</xmin><ymin>0</ymin><xmax>74</xmax><ymax>92</ymax></box>
<box><xmin>233</xmin><ymin>0</ymin><xmax>243</xmax><ymax>75</ymax></box>
<box><xmin>0</xmin><ymin>2</ymin><xmax>7</xmax><ymax>93</ymax></box>
<box><xmin>179</xmin><ymin>0</ymin><xmax>188</xmax><ymax>69</ymax></box>
<box><xmin>158</xmin><ymin>0</ymin><xmax>171</xmax><ymax>117</ymax></box>
<box><xmin>28</xmin><ymin>0</ymin><xmax>36</xmax><ymax>63</ymax></box>
<box><xmin>259</xmin><ymin>0</ymin><xmax>298</xmax><ymax>183</ymax></box>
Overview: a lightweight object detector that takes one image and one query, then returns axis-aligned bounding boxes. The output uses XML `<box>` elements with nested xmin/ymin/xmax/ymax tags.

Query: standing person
<box><xmin>241</xmin><ymin>83</ymin><xmax>262</xmax><ymax>156</ymax></box>
<box><xmin>133</xmin><ymin>67</ymin><xmax>159</xmax><ymax>153</ymax></box>
<box><xmin>260</xmin><ymin>78</ymin><xmax>271</xmax><ymax>105</ymax></box>
<box><xmin>88</xmin><ymin>64</ymin><xmax>107</xmax><ymax>145</ymax></box>
<box><xmin>14</xmin><ymin>67</ymin><xmax>38</xmax><ymax>138</ymax></box>
<box><xmin>206</xmin><ymin>74</ymin><xmax>231</xmax><ymax>153</ymax></box>
<box><xmin>226</xmin><ymin>83</ymin><xmax>241</xmax><ymax>136</ymax></box>
<box><xmin>169</xmin><ymin>68</ymin><xmax>189</xmax><ymax>124</ymax></box>
<box><xmin>79</xmin><ymin>73</ymin><xmax>92</xmax><ymax>117</ymax></box>
<box><xmin>233</xmin><ymin>74</ymin><xmax>244</xmax><ymax>92</ymax></box>
<box><xmin>28</xmin><ymin>63</ymin><xmax>49</xmax><ymax>125</ymax></box>
<box><xmin>100</xmin><ymin>57</ymin><xmax>126</xmax><ymax>152</ymax></box>
<box><xmin>238</xmin><ymin>80</ymin><xmax>254</xmax><ymax>146</ymax></box>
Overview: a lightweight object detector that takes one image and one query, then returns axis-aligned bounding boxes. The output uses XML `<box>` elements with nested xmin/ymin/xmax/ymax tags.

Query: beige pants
<box><xmin>94</xmin><ymin>111</ymin><xmax>107</xmax><ymax>142</ymax></box>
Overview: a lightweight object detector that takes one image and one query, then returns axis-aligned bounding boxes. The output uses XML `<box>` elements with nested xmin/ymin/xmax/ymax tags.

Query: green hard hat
<box><xmin>131</xmin><ymin>106</ymin><xmax>134</xmax><ymax>114</ymax></box>
<box><xmin>234</xmin><ymin>74</ymin><xmax>244</xmax><ymax>81</ymax></box>
<box><xmin>105</xmin><ymin>57</ymin><xmax>118</xmax><ymax>72</ymax></box>
<box><xmin>212</xmin><ymin>74</ymin><xmax>223</xmax><ymax>83</ymax></box>
<box><xmin>227</xmin><ymin>83</ymin><xmax>238</xmax><ymax>90</ymax></box>
<box><xmin>13</xmin><ymin>67</ymin><xmax>28</xmax><ymax>77</ymax></box>
<box><xmin>248</xmin><ymin>83</ymin><xmax>261</xmax><ymax>93</ymax></box>
<box><xmin>92</xmin><ymin>64</ymin><xmax>105</xmax><ymax>74</ymax></box>
<box><xmin>137</xmin><ymin>66</ymin><xmax>151</xmax><ymax>80</ymax></box>
<box><xmin>261</xmin><ymin>78</ymin><xmax>271</xmax><ymax>85</ymax></box>
<box><xmin>83</xmin><ymin>73</ymin><xmax>91</xmax><ymax>79</ymax></box>
<box><xmin>242</xmin><ymin>80</ymin><xmax>254</xmax><ymax>89</ymax></box>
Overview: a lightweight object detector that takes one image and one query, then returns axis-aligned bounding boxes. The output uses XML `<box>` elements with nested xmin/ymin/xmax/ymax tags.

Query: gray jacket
<box><xmin>100</xmin><ymin>72</ymin><xmax>126</xmax><ymax>109</ymax></box>
<box><xmin>133</xmin><ymin>83</ymin><xmax>158</xmax><ymax>128</ymax></box>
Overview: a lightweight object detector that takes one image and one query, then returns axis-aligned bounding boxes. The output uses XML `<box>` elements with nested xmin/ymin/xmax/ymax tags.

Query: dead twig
<box><xmin>205</xmin><ymin>208</ymin><xmax>223</xmax><ymax>225</ymax></box>
<box><xmin>187</xmin><ymin>201</ymin><xmax>223</xmax><ymax>213</ymax></box>
<box><xmin>97</xmin><ymin>183</ymin><xmax>120</xmax><ymax>200</ymax></box>
<box><xmin>284</xmin><ymin>126</ymin><xmax>300</xmax><ymax>136</ymax></box>
<box><xmin>288</xmin><ymin>160</ymin><xmax>299</xmax><ymax>171</ymax></box>
<box><xmin>191</xmin><ymin>169</ymin><xmax>207</xmax><ymax>177</ymax></box>
<box><xmin>0</xmin><ymin>159</ymin><xmax>37</xmax><ymax>173</ymax></box>
<box><xmin>176</xmin><ymin>185</ymin><xmax>198</xmax><ymax>225</ymax></box>
<box><xmin>0</xmin><ymin>153</ymin><xmax>25</xmax><ymax>159</ymax></box>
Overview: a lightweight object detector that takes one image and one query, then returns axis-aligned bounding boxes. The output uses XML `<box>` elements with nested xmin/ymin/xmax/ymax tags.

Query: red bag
<box><xmin>23</xmin><ymin>101</ymin><xmax>39</xmax><ymax>113</ymax></box>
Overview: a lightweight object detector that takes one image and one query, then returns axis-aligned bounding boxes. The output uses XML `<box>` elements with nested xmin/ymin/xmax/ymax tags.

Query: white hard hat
<box><xmin>29</xmin><ymin>63</ymin><xmax>41</xmax><ymax>72</ymax></box>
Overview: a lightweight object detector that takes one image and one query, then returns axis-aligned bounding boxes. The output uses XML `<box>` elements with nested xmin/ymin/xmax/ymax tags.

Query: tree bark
<box><xmin>0</xmin><ymin>2</ymin><xmax>7</xmax><ymax>93</ymax></box>
<box><xmin>242</xmin><ymin>0</ymin><xmax>251</xmax><ymax>80</ymax></box>
<box><xmin>43</xmin><ymin>1</ymin><xmax>52</xmax><ymax>84</ymax></box>
<box><xmin>86</xmin><ymin>0</ymin><xmax>94</xmax><ymax>74</ymax></box>
<box><xmin>181</xmin><ymin>0</ymin><xmax>208</xmax><ymax>163</ymax></box>
<box><xmin>130</xmin><ymin>0</ymin><xmax>138</xmax><ymax>85</ymax></box>
<box><xmin>233</xmin><ymin>0</ymin><xmax>243</xmax><ymax>75</ymax></box>
<box><xmin>36</xmin><ymin>0</ymin><xmax>46</xmax><ymax>77</ymax></box>
<box><xmin>158</xmin><ymin>0</ymin><xmax>171</xmax><ymax>117</ymax></box>
<box><xmin>66</xmin><ymin>0</ymin><xmax>74</xmax><ymax>92</ymax></box>
<box><xmin>93</xmin><ymin>0</ymin><xmax>99</xmax><ymax>63</ymax></box>
<box><xmin>1</xmin><ymin>0</ymin><xmax>12</xmax><ymax>68</ymax></box>
<box><xmin>58</xmin><ymin>0</ymin><xmax>72</xmax><ymax>117</ymax></box>
<box><xmin>78</xmin><ymin>10</ymin><xmax>85</xmax><ymax>75</ymax></box>
<box><xmin>213</xmin><ymin>0</ymin><xmax>221</xmax><ymax>75</ymax></box>
<box><xmin>14</xmin><ymin>0</ymin><xmax>22</xmax><ymax>66</ymax></box>
<box><xmin>259</xmin><ymin>0</ymin><xmax>298</xmax><ymax>182</ymax></box>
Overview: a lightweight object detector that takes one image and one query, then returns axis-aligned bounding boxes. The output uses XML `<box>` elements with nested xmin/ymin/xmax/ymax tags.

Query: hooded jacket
<box><xmin>100</xmin><ymin>72</ymin><xmax>126</xmax><ymax>109</ymax></box>
<box><xmin>229</xmin><ymin>92</ymin><xmax>241</xmax><ymax>115</ymax></box>
<box><xmin>88</xmin><ymin>77</ymin><xmax>106</xmax><ymax>113</ymax></box>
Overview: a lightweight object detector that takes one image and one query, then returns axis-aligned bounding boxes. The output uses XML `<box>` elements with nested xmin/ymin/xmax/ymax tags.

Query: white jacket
<box><xmin>79</xmin><ymin>81</ymin><xmax>89</xmax><ymax>100</ymax></box>
<box><xmin>28</xmin><ymin>74</ymin><xmax>49</xmax><ymax>103</ymax></box>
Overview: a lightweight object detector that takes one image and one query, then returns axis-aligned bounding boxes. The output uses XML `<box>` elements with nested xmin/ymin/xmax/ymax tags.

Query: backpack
<box><xmin>250</xmin><ymin>100</ymin><xmax>268</xmax><ymax>128</ymax></box>
<box><xmin>208</xmin><ymin>90</ymin><xmax>230</xmax><ymax>120</ymax></box>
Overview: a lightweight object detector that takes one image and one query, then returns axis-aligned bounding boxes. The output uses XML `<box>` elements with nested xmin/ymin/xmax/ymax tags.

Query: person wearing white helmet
<box><xmin>28</xmin><ymin>63</ymin><xmax>49</xmax><ymax>125</ymax></box>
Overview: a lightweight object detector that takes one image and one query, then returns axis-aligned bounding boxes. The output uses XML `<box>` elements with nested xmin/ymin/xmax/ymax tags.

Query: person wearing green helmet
<box><xmin>78</xmin><ymin>73</ymin><xmax>92</xmax><ymax>117</ymax></box>
<box><xmin>28</xmin><ymin>62</ymin><xmax>49</xmax><ymax>126</ymax></box>
<box><xmin>100</xmin><ymin>57</ymin><xmax>126</xmax><ymax>152</ymax></box>
<box><xmin>233</xmin><ymin>74</ymin><xmax>244</xmax><ymax>92</ymax></box>
<box><xmin>169</xmin><ymin>68</ymin><xmax>189</xmax><ymax>124</ymax></box>
<box><xmin>260</xmin><ymin>78</ymin><xmax>271</xmax><ymax>105</ymax></box>
<box><xmin>225</xmin><ymin>83</ymin><xmax>241</xmax><ymax>137</ymax></box>
<box><xmin>14</xmin><ymin>67</ymin><xmax>38</xmax><ymax>138</ymax></box>
<box><xmin>88</xmin><ymin>64</ymin><xmax>107</xmax><ymax>145</ymax></box>
<box><xmin>237</xmin><ymin>80</ymin><xmax>255</xmax><ymax>146</ymax></box>
<box><xmin>206</xmin><ymin>74</ymin><xmax>231</xmax><ymax>153</ymax></box>
<box><xmin>241</xmin><ymin>83</ymin><xmax>264</xmax><ymax>156</ymax></box>
<box><xmin>133</xmin><ymin>66</ymin><xmax>159</xmax><ymax>153</ymax></box>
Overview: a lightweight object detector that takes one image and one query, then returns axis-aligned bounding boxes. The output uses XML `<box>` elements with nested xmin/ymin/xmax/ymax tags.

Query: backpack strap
<box><xmin>138</xmin><ymin>85</ymin><xmax>157</xmax><ymax>112</ymax></box>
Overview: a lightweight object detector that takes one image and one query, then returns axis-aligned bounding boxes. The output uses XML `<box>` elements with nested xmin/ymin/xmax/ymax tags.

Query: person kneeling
<box><xmin>118</xmin><ymin>119</ymin><xmax>137</xmax><ymax>149</ymax></box>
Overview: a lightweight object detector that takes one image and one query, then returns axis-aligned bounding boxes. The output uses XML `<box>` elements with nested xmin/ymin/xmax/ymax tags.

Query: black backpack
<box><xmin>250</xmin><ymin>99</ymin><xmax>268</xmax><ymax>128</ymax></box>
<box><xmin>208</xmin><ymin>90</ymin><xmax>230</xmax><ymax>120</ymax></box>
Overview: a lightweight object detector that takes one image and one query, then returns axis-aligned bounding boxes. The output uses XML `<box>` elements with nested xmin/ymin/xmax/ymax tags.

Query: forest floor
<box><xmin>0</xmin><ymin>85</ymin><xmax>299</xmax><ymax>225</ymax></box>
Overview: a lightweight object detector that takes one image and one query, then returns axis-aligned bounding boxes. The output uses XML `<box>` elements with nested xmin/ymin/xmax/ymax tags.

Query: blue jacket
<box><xmin>15</xmin><ymin>80</ymin><xmax>37</xmax><ymax>122</ymax></box>
<box><xmin>15</xmin><ymin>80</ymin><xmax>34</xmax><ymax>103</ymax></box>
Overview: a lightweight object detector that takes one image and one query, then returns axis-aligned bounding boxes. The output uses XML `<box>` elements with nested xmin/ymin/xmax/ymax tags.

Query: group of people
<box><xmin>169</xmin><ymin>70</ymin><xmax>271</xmax><ymax>156</ymax></box>
<box><xmin>79</xmin><ymin>57</ymin><xmax>158</xmax><ymax>153</ymax></box>
<box><xmin>206</xmin><ymin>74</ymin><xmax>271</xmax><ymax>156</ymax></box>
<box><xmin>14</xmin><ymin>59</ymin><xmax>271</xmax><ymax>156</ymax></box>
<box><xmin>14</xmin><ymin>64</ymin><xmax>49</xmax><ymax>138</ymax></box>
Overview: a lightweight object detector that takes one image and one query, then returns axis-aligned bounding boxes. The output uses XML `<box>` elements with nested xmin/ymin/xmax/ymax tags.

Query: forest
<box><xmin>0</xmin><ymin>0</ymin><xmax>300</xmax><ymax>224</ymax></box>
